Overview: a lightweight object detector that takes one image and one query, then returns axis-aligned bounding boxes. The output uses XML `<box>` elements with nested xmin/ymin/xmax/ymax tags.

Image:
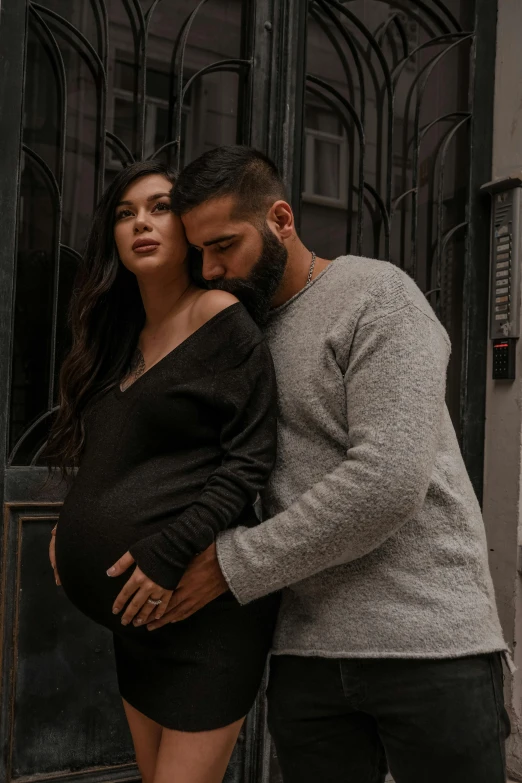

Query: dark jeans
<box><xmin>266</xmin><ymin>653</ymin><xmax>510</xmax><ymax>783</ymax></box>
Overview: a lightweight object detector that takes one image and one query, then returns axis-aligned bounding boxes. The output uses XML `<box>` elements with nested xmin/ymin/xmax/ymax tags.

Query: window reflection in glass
<box><xmin>303</xmin><ymin>106</ymin><xmax>347</xmax><ymax>207</ymax></box>
<box><xmin>299</xmin><ymin>0</ymin><xmax>474</xmax><ymax>441</ymax></box>
<box><xmin>313</xmin><ymin>140</ymin><xmax>341</xmax><ymax>199</ymax></box>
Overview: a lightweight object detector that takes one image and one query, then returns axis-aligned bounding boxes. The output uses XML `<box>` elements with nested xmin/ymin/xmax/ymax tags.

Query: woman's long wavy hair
<box><xmin>44</xmin><ymin>161</ymin><xmax>178</xmax><ymax>481</ymax></box>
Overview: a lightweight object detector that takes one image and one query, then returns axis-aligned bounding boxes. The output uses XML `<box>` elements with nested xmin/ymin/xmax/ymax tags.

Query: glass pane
<box><xmin>306</xmin><ymin>105</ymin><xmax>343</xmax><ymax>136</ymax></box>
<box><xmin>198</xmin><ymin>71</ymin><xmax>240</xmax><ymax>153</ymax></box>
<box><xmin>10</xmin><ymin>153</ymin><xmax>56</xmax><ymax>462</ymax></box>
<box><xmin>33</xmin><ymin>0</ymin><xmax>101</xmax><ymax>53</ymax></box>
<box><xmin>114</xmin><ymin>59</ymin><xmax>136</xmax><ymax>93</ymax></box>
<box><xmin>154</xmin><ymin>105</ymin><xmax>169</xmax><ymax>152</ymax></box>
<box><xmin>143</xmin><ymin>1</ymin><xmax>243</xmax><ymax>164</ymax></box>
<box><xmin>313</xmin><ymin>138</ymin><xmax>341</xmax><ymax>199</ymax></box>
<box><xmin>22</xmin><ymin>29</ymin><xmax>61</xmax><ymax>178</ymax></box>
<box><xmin>54</xmin><ymin>247</ymin><xmax>79</xmax><ymax>401</ymax></box>
<box><xmin>113</xmin><ymin>96</ymin><xmax>136</xmax><ymax>158</ymax></box>
<box><xmin>147</xmin><ymin>67</ymin><xmax>171</xmax><ymax>101</ymax></box>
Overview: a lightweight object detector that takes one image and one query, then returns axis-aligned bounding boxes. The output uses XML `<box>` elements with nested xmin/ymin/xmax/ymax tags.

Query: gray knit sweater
<box><xmin>216</xmin><ymin>255</ymin><xmax>506</xmax><ymax>659</ymax></box>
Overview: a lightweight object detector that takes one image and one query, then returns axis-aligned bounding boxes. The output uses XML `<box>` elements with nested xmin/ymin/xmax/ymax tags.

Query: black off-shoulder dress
<box><xmin>55</xmin><ymin>303</ymin><xmax>280</xmax><ymax>731</ymax></box>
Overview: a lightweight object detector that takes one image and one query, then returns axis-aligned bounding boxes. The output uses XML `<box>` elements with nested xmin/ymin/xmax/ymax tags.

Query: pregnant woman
<box><xmin>45</xmin><ymin>160</ymin><xmax>280</xmax><ymax>783</ymax></box>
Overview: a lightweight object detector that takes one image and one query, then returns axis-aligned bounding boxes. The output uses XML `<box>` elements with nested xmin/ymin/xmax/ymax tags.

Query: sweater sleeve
<box><xmin>216</xmin><ymin>302</ymin><xmax>450</xmax><ymax>604</ymax></box>
<box><xmin>129</xmin><ymin>339</ymin><xmax>277</xmax><ymax>590</ymax></box>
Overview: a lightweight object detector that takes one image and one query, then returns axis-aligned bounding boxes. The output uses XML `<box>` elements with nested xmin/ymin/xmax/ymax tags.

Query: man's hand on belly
<box><xmin>107</xmin><ymin>551</ymin><xmax>173</xmax><ymax>627</ymax></box>
<box><xmin>146</xmin><ymin>543</ymin><xmax>228</xmax><ymax>630</ymax></box>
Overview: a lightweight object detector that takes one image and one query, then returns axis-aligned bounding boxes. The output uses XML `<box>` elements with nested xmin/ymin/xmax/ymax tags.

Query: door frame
<box><xmin>460</xmin><ymin>0</ymin><xmax>498</xmax><ymax>500</ymax></box>
<box><xmin>0</xmin><ymin>3</ymin><xmax>29</xmax><ymax>780</ymax></box>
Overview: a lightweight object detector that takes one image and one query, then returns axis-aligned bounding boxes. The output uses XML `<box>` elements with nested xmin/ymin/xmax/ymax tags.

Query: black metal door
<box><xmin>0</xmin><ymin>3</ymin><xmax>284</xmax><ymax>780</ymax></box>
<box><xmin>0</xmin><ymin>2</ymin><xmax>496</xmax><ymax>782</ymax></box>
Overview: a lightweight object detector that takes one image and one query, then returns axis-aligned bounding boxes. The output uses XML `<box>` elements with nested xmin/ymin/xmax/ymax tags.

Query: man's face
<box><xmin>182</xmin><ymin>195</ymin><xmax>288</xmax><ymax>323</ymax></box>
<box><xmin>182</xmin><ymin>195</ymin><xmax>268</xmax><ymax>280</ymax></box>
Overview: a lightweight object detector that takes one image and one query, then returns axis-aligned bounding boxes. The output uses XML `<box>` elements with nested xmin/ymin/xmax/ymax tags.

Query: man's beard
<box><xmin>190</xmin><ymin>226</ymin><xmax>288</xmax><ymax>324</ymax></box>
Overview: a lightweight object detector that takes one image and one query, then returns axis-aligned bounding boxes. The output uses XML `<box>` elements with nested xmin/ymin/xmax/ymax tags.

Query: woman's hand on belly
<box><xmin>107</xmin><ymin>551</ymin><xmax>173</xmax><ymax>628</ymax></box>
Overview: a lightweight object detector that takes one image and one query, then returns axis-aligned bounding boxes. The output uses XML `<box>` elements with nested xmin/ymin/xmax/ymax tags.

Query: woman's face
<box><xmin>113</xmin><ymin>173</ymin><xmax>187</xmax><ymax>277</ymax></box>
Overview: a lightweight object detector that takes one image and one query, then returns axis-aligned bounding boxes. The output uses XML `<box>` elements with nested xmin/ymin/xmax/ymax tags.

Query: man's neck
<box><xmin>271</xmin><ymin>241</ymin><xmax>332</xmax><ymax>308</ymax></box>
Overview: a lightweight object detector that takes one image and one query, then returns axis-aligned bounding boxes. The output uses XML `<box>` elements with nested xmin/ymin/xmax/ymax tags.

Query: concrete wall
<box><xmin>484</xmin><ymin>1</ymin><xmax>522</xmax><ymax>778</ymax></box>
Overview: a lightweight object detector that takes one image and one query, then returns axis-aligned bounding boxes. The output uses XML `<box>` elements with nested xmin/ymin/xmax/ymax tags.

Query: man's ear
<box><xmin>266</xmin><ymin>200</ymin><xmax>294</xmax><ymax>240</ymax></box>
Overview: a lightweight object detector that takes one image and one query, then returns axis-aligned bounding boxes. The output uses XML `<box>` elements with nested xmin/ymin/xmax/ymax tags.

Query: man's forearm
<box><xmin>217</xmin><ymin>304</ymin><xmax>449</xmax><ymax>604</ymax></box>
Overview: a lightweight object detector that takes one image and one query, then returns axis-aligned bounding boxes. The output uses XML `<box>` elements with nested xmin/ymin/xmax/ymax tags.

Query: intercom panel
<box><xmin>489</xmin><ymin>187</ymin><xmax>520</xmax><ymax>340</ymax></box>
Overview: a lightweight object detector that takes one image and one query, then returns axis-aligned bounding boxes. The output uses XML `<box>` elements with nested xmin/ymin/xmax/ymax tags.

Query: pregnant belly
<box><xmin>55</xmin><ymin>504</ymin><xmax>172</xmax><ymax>638</ymax></box>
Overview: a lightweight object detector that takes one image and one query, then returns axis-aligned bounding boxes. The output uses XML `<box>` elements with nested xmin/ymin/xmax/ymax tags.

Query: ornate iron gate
<box><xmin>0</xmin><ymin>1</ymin><xmax>496</xmax><ymax>782</ymax></box>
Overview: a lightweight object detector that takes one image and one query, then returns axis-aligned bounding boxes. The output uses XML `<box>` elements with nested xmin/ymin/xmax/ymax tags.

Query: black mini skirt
<box><xmin>113</xmin><ymin>591</ymin><xmax>280</xmax><ymax>731</ymax></box>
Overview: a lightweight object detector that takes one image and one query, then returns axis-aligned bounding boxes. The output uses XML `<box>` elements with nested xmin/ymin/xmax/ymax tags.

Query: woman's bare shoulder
<box><xmin>191</xmin><ymin>289</ymin><xmax>240</xmax><ymax>328</ymax></box>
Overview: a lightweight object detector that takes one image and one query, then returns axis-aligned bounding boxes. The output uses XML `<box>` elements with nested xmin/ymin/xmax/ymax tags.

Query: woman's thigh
<box><xmin>153</xmin><ymin>717</ymin><xmax>245</xmax><ymax>783</ymax></box>
<box><xmin>122</xmin><ymin>698</ymin><xmax>163</xmax><ymax>783</ymax></box>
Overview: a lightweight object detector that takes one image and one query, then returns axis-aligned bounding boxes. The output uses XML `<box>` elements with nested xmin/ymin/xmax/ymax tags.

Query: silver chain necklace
<box><xmin>306</xmin><ymin>251</ymin><xmax>317</xmax><ymax>286</ymax></box>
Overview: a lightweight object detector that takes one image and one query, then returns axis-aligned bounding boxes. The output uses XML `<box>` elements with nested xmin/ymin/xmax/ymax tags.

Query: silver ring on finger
<box><xmin>147</xmin><ymin>597</ymin><xmax>162</xmax><ymax>606</ymax></box>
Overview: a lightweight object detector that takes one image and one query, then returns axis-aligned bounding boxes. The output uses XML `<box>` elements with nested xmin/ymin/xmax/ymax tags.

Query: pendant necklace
<box><xmin>306</xmin><ymin>251</ymin><xmax>317</xmax><ymax>286</ymax></box>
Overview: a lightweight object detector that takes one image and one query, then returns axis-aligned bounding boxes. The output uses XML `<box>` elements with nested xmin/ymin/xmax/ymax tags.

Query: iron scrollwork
<box><xmin>300</xmin><ymin>0</ymin><xmax>474</xmax><ymax>436</ymax></box>
<box><xmin>10</xmin><ymin>0</ymin><xmax>252</xmax><ymax>466</ymax></box>
<box><xmin>9</xmin><ymin>0</ymin><xmax>479</xmax><ymax>458</ymax></box>
<box><xmin>303</xmin><ymin>0</ymin><xmax>473</xmax><ymax>301</ymax></box>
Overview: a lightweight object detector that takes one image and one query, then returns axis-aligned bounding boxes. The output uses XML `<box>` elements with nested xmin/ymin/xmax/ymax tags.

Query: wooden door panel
<box><xmin>2</xmin><ymin>503</ymin><xmax>137</xmax><ymax>782</ymax></box>
<box><xmin>0</xmin><ymin>488</ymin><xmax>263</xmax><ymax>783</ymax></box>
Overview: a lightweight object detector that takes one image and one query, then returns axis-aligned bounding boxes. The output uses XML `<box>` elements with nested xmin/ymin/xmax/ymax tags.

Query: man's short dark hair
<box><xmin>171</xmin><ymin>145</ymin><xmax>287</xmax><ymax>222</ymax></box>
